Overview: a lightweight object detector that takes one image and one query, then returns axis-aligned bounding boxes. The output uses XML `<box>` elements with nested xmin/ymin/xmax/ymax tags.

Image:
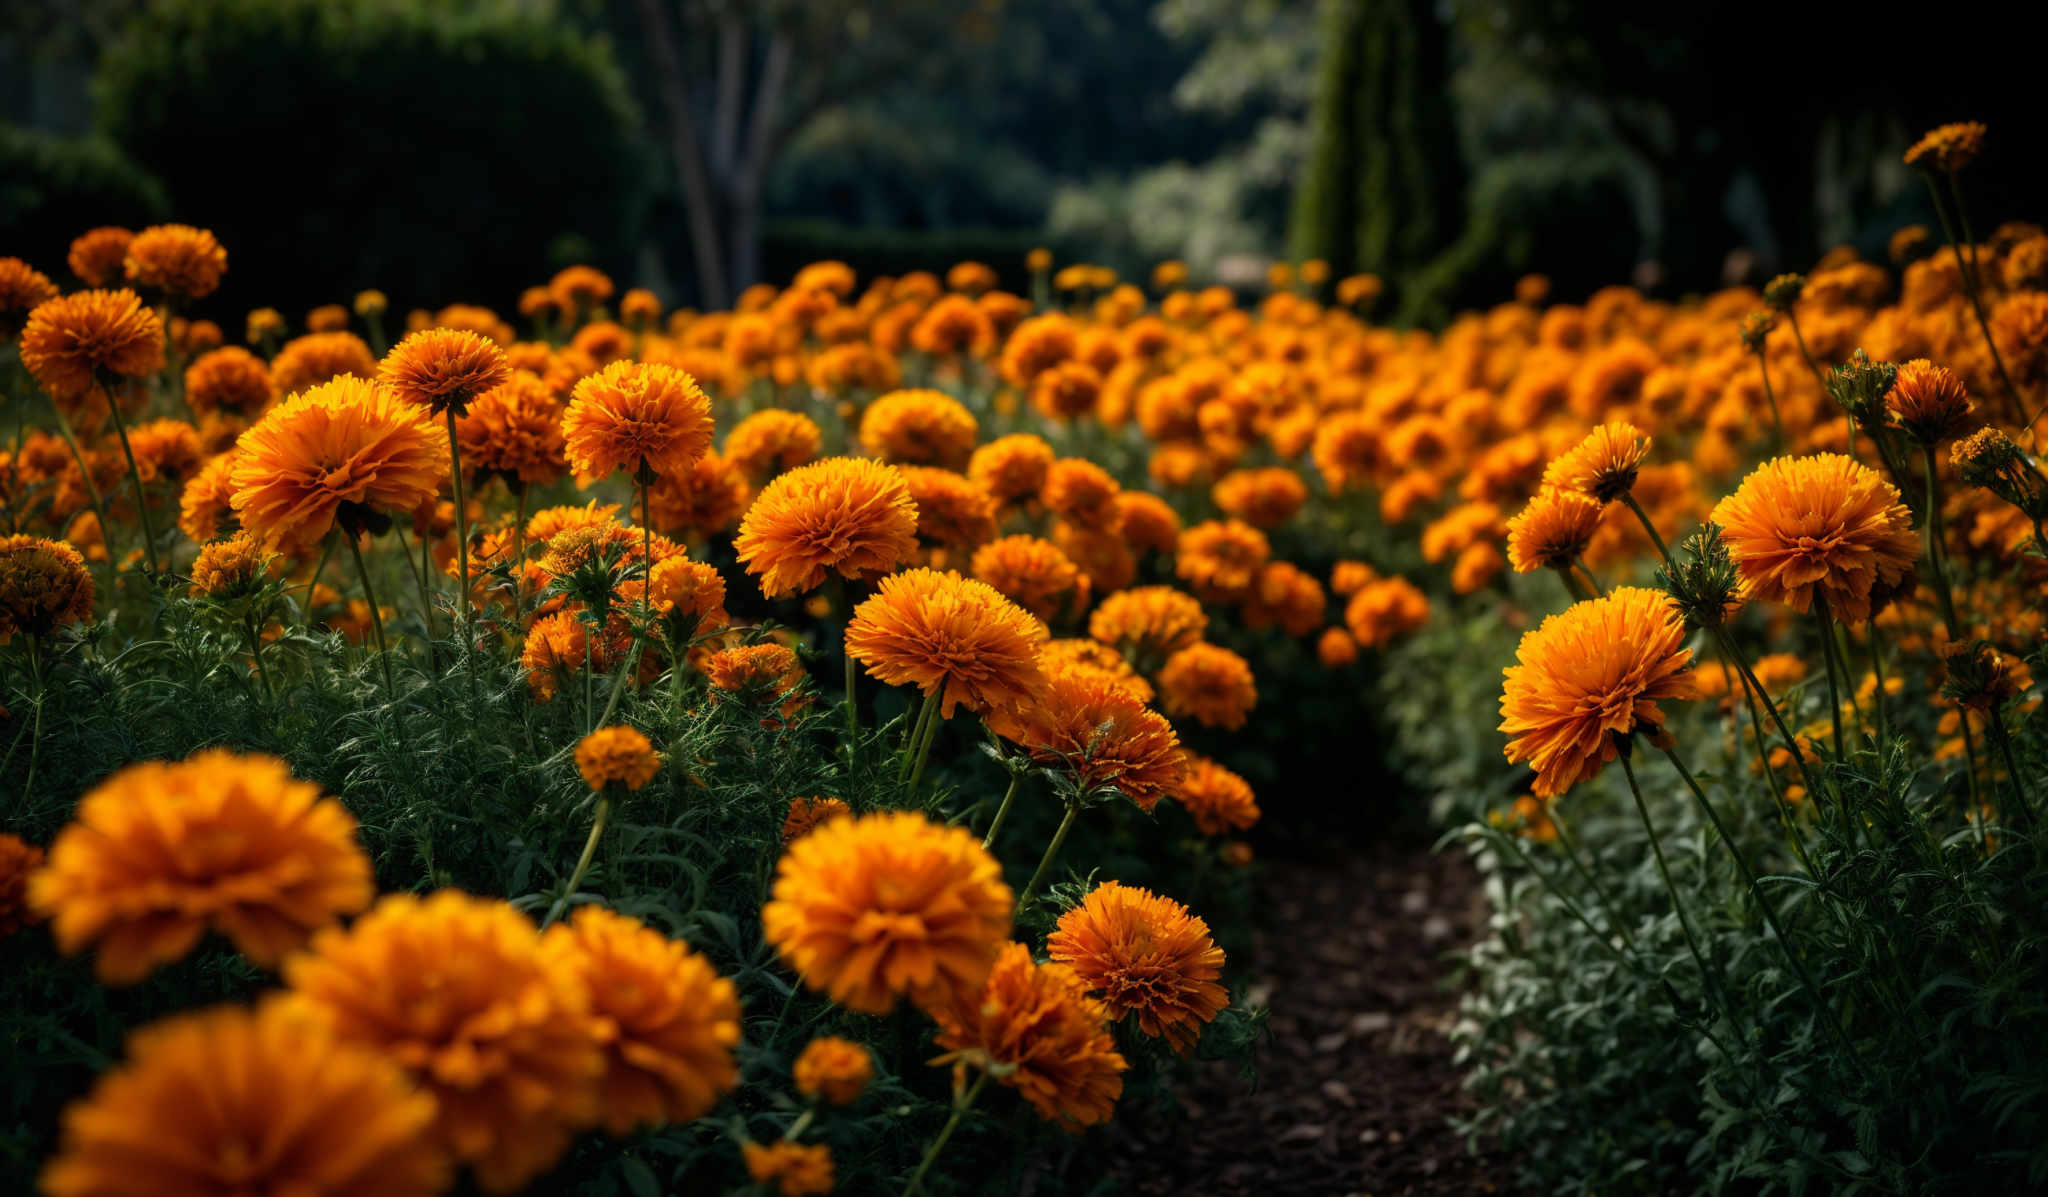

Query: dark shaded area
<box><xmin>1107</xmin><ymin>839</ymin><xmax>1516</xmax><ymax>1195</ymax></box>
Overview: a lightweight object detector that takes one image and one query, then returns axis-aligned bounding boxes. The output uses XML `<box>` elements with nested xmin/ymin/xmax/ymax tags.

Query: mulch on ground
<box><xmin>1106</xmin><ymin>841</ymin><xmax>1518</xmax><ymax>1196</ymax></box>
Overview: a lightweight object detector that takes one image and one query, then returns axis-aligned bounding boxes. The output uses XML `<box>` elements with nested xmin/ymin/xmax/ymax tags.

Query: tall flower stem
<box><xmin>1715</xmin><ymin>628</ymin><xmax>1824</xmax><ymax>801</ymax></box>
<box><xmin>541</xmin><ymin>795</ymin><xmax>611</xmax><ymax>929</ymax></box>
<box><xmin>243</xmin><ymin>614</ymin><xmax>274</xmax><ymax>702</ymax></box>
<box><xmin>1619</xmin><ymin>492</ymin><xmax>1672</xmax><ymax>564</ymax></box>
<box><xmin>343</xmin><ymin>531</ymin><xmax>395</xmax><ymax>699</ymax></box>
<box><xmin>392</xmin><ymin>523</ymin><xmax>439</xmax><ymax>675</ymax></box>
<box><xmin>1985</xmin><ymin>709</ymin><xmax>2039</xmax><ymax>829</ymax></box>
<box><xmin>1754</xmin><ymin>352</ymin><xmax>1786</xmax><ymax>445</ymax></box>
<box><xmin>982</xmin><ymin>773</ymin><xmax>1022</xmax><ymax>849</ymax></box>
<box><xmin>1783</xmin><ymin>310</ymin><xmax>1828</xmax><ymax>390</ymax></box>
<box><xmin>1017</xmin><ymin>799</ymin><xmax>1081</xmax><ymax>908</ymax></box>
<box><xmin>899</xmin><ymin>693</ymin><xmax>935</xmax><ymax>782</ymax></box>
<box><xmin>1925</xmin><ymin>173</ymin><xmax>2035</xmax><ymax>431</ymax></box>
<box><xmin>1617</xmin><ymin>751</ymin><xmax>1740</xmax><ymax>1029</ymax></box>
<box><xmin>1815</xmin><ymin>601</ymin><xmax>1846</xmax><ymax>757</ymax></box>
<box><xmin>100</xmin><ymin>385</ymin><xmax>160</xmax><ymax>577</ymax></box>
<box><xmin>830</xmin><ymin>575</ymin><xmax>859</xmax><ymax>742</ymax></box>
<box><xmin>445</xmin><ymin>408</ymin><xmax>472</xmax><ymax>637</ymax></box>
<box><xmin>1548</xmin><ymin>812</ymin><xmax>1640</xmax><ymax>957</ymax></box>
<box><xmin>511</xmin><ymin>481</ymin><xmax>531</xmax><ymax>623</ymax></box>
<box><xmin>46</xmin><ymin>406</ymin><xmax>116</xmax><ymax>585</ymax></box>
<box><xmin>301</xmin><ymin>537</ymin><xmax>334</xmax><ymax>625</ymax></box>
<box><xmin>900</xmin><ymin>1070</ymin><xmax>990</xmax><ymax>1197</ymax></box>
<box><xmin>904</xmin><ymin>688</ymin><xmax>946</xmax><ymax>796</ymax></box>
<box><xmin>1919</xmin><ymin>444</ymin><xmax>1964</xmax><ymax>635</ymax></box>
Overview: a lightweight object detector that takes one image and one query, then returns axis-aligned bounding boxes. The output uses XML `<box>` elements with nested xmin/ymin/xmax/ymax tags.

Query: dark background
<box><xmin>4</xmin><ymin>0</ymin><xmax>2042</xmax><ymax>323</ymax></box>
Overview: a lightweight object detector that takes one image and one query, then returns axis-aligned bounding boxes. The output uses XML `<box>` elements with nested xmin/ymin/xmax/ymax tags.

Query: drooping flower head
<box><xmin>30</xmin><ymin>750</ymin><xmax>374</xmax><ymax>983</ymax></box>
<box><xmin>574</xmin><ymin>725</ymin><xmax>662</xmax><ymax>792</ymax></box>
<box><xmin>1047</xmin><ymin>882</ymin><xmax>1227</xmax><ymax>1053</ymax></box>
<box><xmin>1499</xmin><ymin>586</ymin><xmax>1694</xmax><ymax>797</ymax></box>
<box><xmin>762</xmin><ymin>810</ymin><xmax>1014</xmax><ymax>1016</ymax></box>
<box><xmin>845</xmin><ymin>567</ymin><xmax>1047</xmax><ymax>718</ymax></box>
<box><xmin>933</xmin><ymin>942</ymin><xmax>1126</xmax><ymax>1131</ymax></box>
<box><xmin>0</xmin><ymin>534</ymin><xmax>96</xmax><ymax>642</ymax></box>
<box><xmin>1903</xmin><ymin>121</ymin><xmax>1987</xmax><ymax>172</ymax></box>
<box><xmin>1709</xmin><ymin>454</ymin><xmax>1919</xmax><ymax>622</ymax></box>
<box><xmin>735</xmin><ymin>457</ymin><xmax>919</xmax><ymax>597</ymax></box>
<box><xmin>379</xmin><ymin>327</ymin><xmax>513</xmax><ymax>418</ymax></box>
<box><xmin>283</xmin><ymin>891</ymin><xmax>603</xmax><ymax>1194</ymax></box>
<box><xmin>39</xmin><ymin>1000</ymin><xmax>448</xmax><ymax>1197</ymax></box>
<box><xmin>542</xmin><ymin>905</ymin><xmax>740</xmax><ymax>1135</ymax></box>
<box><xmin>19</xmin><ymin>289</ymin><xmax>165</xmax><ymax>401</ymax></box>
<box><xmin>562</xmin><ymin>360</ymin><xmax>714</xmax><ymax>483</ymax></box>
<box><xmin>230</xmin><ymin>375</ymin><xmax>450</xmax><ymax>551</ymax></box>
<box><xmin>987</xmin><ymin>661</ymin><xmax>1186</xmax><ymax>810</ymax></box>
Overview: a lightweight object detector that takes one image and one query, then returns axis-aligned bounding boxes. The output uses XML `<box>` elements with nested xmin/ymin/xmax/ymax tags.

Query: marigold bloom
<box><xmin>1506</xmin><ymin>488</ymin><xmax>1605</xmax><ymax>573</ymax></box>
<box><xmin>1212</xmin><ymin>467</ymin><xmax>1308</xmax><ymax>529</ymax></box>
<box><xmin>1543</xmin><ymin>422</ymin><xmax>1651</xmax><ymax>503</ymax></box>
<box><xmin>846</xmin><ymin>568</ymin><xmax>1046</xmax><ymax>718</ymax></box>
<box><xmin>521</xmin><ymin>611</ymin><xmax>603</xmax><ymax>701</ymax></box>
<box><xmin>1089</xmin><ymin>586</ymin><xmax>1206</xmax><ymax>662</ymax></box>
<box><xmin>230</xmin><ymin>375</ymin><xmax>450</xmax><ymax>551</ymax></box>
<box><xmin>562</xmin><ymin>360</ymin><xmax>714</xmax><ymax>484</ymax></box>
<box><xmin>284</xmin><ymin>891</ymin><xmax>602</xmax><ymax>1194</ymax></box>
<box><xmin>736</xmin><ymin>457</ymin><xmax>919</xmax><ymax>596</ymax></box>
<box><xmin>859</xmin><ymin>388</ymin><xmax>979</xmax><ymax>467</ymax></box>
<box><xmin>988</xmin><ymin>662</ymin><xmax>1186</xmax><ymax>810</ymax></box>
<box><xmin>1031</xmin><ymin>359</ymin><xmax>1104</xmax><ymax>420</ymax></box>
<box><xmin>726</xmin><ymin>409</ymin><xmax>823</xmax><ymax>478</ymax></box>
<box><xmin>1176</xmin><ymin>519</ymin><xmax>1270</xmax><ymax>600</ymax></box>
<box><xmin>270</xmin><ymin>331</ymin><xmax>377</xmax><ymax>394</ymax></box>
<box><xmin>40</xmin><ymin>1000</ymin><xmax>447</xmax><ymax>1197</ymax></box>
<box><xmin>124</xmin><ymin>223</ymin><xmax>227</xmax><ymax>300</ymax></box>
<box><xmin>575</xmin><ymin>726</ymin><xmax>661</xmax><ymax>792</ymax></box>
<box><xmin>912</xmin><ymin>293</ymin><xmax>998</xmax><ymax>357</ymax></box>
<box><xmin>454</xmin><ymin>372</ymin><xmax>568</xmax><ymax>486</ymax></box>
<box><xmin>793</xmin><ymin>1035</ymin><xmax>874</xmax><ymax>1106</ymax></box>
<box><xmin>1000</xmin><ymin>313</ymin><xmax>1078</xmax><ymax>388</ymax></box>
<box><xmin>66</xmin><ymin>227</ymin><xmax>133</xmax><ymax>287</ymax></box>
<box><xmin>1047</xmin><ymin>882</ymin><xmax>1226</xmax><ymax>1053</ymax></box>
<box><xmin>782</xmin><ymin>796</ymin><xmax>851</xmax><ymax>843</ymax></box>
<box><xmin>308</xmin><ymin>304</ymin><xmax>350</xmax><ymax>333</ymax></box>
<box><xmin>1710</xmin><ymin>454</ymin><xmax>1919</xmax><ymax>623</ymax></box>
<box><xmin>0</xmin><ymin>534</ymin><xmax>96</xmax><ymax>641</ymax></box>
<box><xmin>1156</xmin><ymin>642</ymin><xmax>1257</xmax><ymax>731</ymax></box>
<box><xmin>763</xmin><ymin>810</ymin><xmax>1013</xmax><ymax>1015</ymax></box>
<box><xmin>901</xmin><ymin>465</ymin><xmax>999</xmax><ymax>550</ymax></box>
<box><xmin>1344</xmin><ymin>576</ymin><xmax>1430</xmax><ymax>649</ymax></box>
<box><xmin>184</xmin><ymin>345</ymin><xmax>275</xmax><ymax>416</ymax></box>
<box><xmin>1</xmin><ymin>833</ymin><xmax>45</xmax><ymax>939</ymax></box>
<box><xmin>706</xmin><ymin>643</ymin><xmax>811</xmax><ymax>723</ymax></box>
<box><xmin>972</xmin><ymin>534</ymin><xmax>1086</xmax><ymax>621</ymax></box>
<box><xmin>1241</xmin><ymin>560</ymin><xmax>1327</xmax><ymax>637</ymax></box>
<box><xmin>639</xmin><ymin>556</ymin><xmax>729</xmax><ymax>636</ymax></box>
<box><xmin>743</xmin><ymin>1142</ymin><xmax>835</xmax><ymax>1197</ymax></box>
<box><xmin>1173</xmin><ymin>756</ymin><xmax>1260</xmax><ymax>835</ymax></box>
<box><xmin>19</xmin><ymin>289</ymin><xmax>165</xmax><ymax>400</ymax></box>
<box><xmin>379</xmin><ymin>327</ymin><xmax>512</xmax><ymax>418</ymax></box>
<box><xmin>30</xmin><ymin>750</ymin><xmax>373</xmax><ymax>983</ymax></box>
<box><xmin>1113</xmin><ymin>492</ymin><xmax>1181</xmax><ymax>556</ymax></box>
<box><xmin>1499</xmin><ymin>586</ymin><xmax>1695</xmax><ymax>798</ymax></box>
<box><xmin>189</xmin><ymin>531</ymin><xmax>275</xmax><ymax>601</ymax></box>
<box><xmin>1042</xmin><ymin>457</ymin><xmax>1123</xmax><ymax>531</ymax></box>
<box><xmin>127</xmin><ymin>417</ymin><xmax>203</xmax><ymax>483</ymax></box>
<box><xmin>179</xmin><ymin>453</ymin><xmax>239</xmax><ymax>542</ymax></box>
<box><xmin>549</xmin><ymin>264</ymin><xmax>615</xmax><ymax>315</ymax></box>
<box><xmin>1883</xmin><ymin>359</ymin><xmax>1974</xmax><ymax>445</ymax></box>
<box><xmin>1903</xmin><ymin>121</ymin><xmax>1987</xmax><ymax>172</ymax></box>
<box><xmin>648</xmin><ymin>452</ymin><xmax>753</xmax><ymax>536</ymax></box>
<box><xmin>934</xmin><ymin>942</ymin><xmax>1125</xmax><ymax>1130</ymax></box>
<box><xmin>543</xmin><ymin>906</ymin><xmax>740</xmax><ymax>1135</ymax></box>
<box><xmin>0</xmin><ymin>257</ymin><xmax>58</xmax><ymax>336</ymax></box>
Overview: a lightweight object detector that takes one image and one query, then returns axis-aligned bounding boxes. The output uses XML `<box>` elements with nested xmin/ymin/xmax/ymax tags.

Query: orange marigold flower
<box><xmin>1212</xmin><ymin>467</ymin><xmax>1308</xmax><ymax>529</ymax></box>
<box><xmin>19</xmin><ymin>289</ymin><xmax>165</xmax><ymax>401</ymax></box>
<box><xmin>521</xmin><ymin>611</ymin><xmax>606</xmax><ymax>702</ymax></box>
<box><xmin>308</xmin><ymin>304</ymin><xmax>350</xmax><ymax>333</ymax></box>
<box><xmin>1</xmin><ymin>832</ymin><xmax>45</xmax><ymax>939</ymax></box>
<box><xmin>1038</xmin><ymin>638</ymin><xmax>1154</xmax><ymax>703</ymax></box>
<box><xmin>1114</xmin><ymin>492</ymin><xmax>1182</xmax><ymax>555</ymax></box>
<box><xmin>1030</xmin><ymin>359</ymin><xmax>1104</xmax><ymax>420</ymax></box>
<box><xmin>126</xmin><ymin>417</ymin><xmax>203</xmax><ymax>484</ymax></box>
<box><xmin>455</xmin><ymin>371</ymin><xmax>568</xmax><ymax>486</ymax></box>
<box><xmin>706</xmin><ymin>643</ymin><xmax>812</xmax><ymax>723</ymax></box>
<box><xmin>1042</xmin><ymin>457</ymin><xmax>1123</xmax><ymax>532</ymax></box>
<box><xmin>379</xmin><ymin>327</ymin><xmax>512</xmax><ymax>418</ymax></box>
<box><xmin>736</xmin><ymin>457</ymin><xmax>919</xmax><ymax>597</ymax></box>
<box><xmin>124</xmin><ymin>223</ymin><xmax>227</xmax><ymax>300</ymax></box>
<box><xmin>934</xmin><ymin>942</ymin><xmax>1126</xmax><ymax>1130</ymax></box>
<box><xmin>562</xmin><ymin>360</ymin><xmax>714</xmax><ymax>484</ymax></box>
<box><xmin>619</xmin><ymin>287</ymin><xmax>662</xmax><ymax>327</ymax></box>
<box><xmin>1329</xmin><ymin>560</ymin><xmax>1376</xmax><ymax>596</ymax></box>
<box><xmin>743</xmin><ymin>1141</ymin><xmax>835</xmax><ymax>1197</ymax></box>
<box><xmin>1311</xmin><ymin>412</ymin><xmax>1380</xmax><ymax>493</ymax></box>
<box><xmin>845</xmin><ymin>567</ymin><xmax>1046</xmax><ymax>718</ymax></box>
<box><xmin>726</xmin><ymin>409</ymin><xmax>823</xmax><ymax>479</ymax></box>
<box><xmin>859</xmin><ymin>388</ymin><xmax>979</xmax><ymax>467</ymax></box>
<box><xmin>270</xmin><ymin>331</ymin><xmax>377</xmax><ymax>394</ymax></box>
<box><xmin>1506</xmin><ymin>488</ymin><xmax>1605</xmax><ymax>573</ymax></box>
<box><xmin>39</xmin><ymin>1000</ymin><xmax>447</xmax><ymax>1197</ymax></box>
<box><xmin>1173</xmin><ymin>755</ymin><xmax>1260</xmax><ymax>834</ymax></box>
<box><xmin>1710</xmin><ymin>454</ymin><xmax>1919</xmax><ymax>623</ymax></box>
<box><xmin>66</xmin><ymin>227</ymin><xmax>133</xmax><ymax>288</ymax></box>
<box><xmin>543</xmin><ymin>905</ymin><xmax>740</xmax><ymax>1135</ymax></box>
<box><xmin>1157</xmin><ymin>642</ymin><xmax>1257</xmax><ymax>731</ymax></box>
<box><xmin>900</xmin><ymin>465</ymin><xmax>999</xmax><ymax>551</ymax></box>
<box><xmin>794</xmin><ymin>1035</ymin><xmax>874</xmax><ymax>1106</ymax></box>
<box><xmin>1452</xmin><ymin>541</ymin><xmax>1506</xmax><ymax>595</ymax></box>
<box><xmin>1089</xmin><ymin>585</ymin><xmax>1206</xmax><ymax>662</ymax></box>
<box><xmin>968</xmin><ymin>433</ymin><xmax>1056</xmax><ymax>506</ymax></box>
<box><xmin>973</xmin><ymin>534</ymin><xmax>1087</xmax><ymax>621</ymax></box>
<box><xmin>0</xmin><ymin>257</ymin><xmax>58</xmax><ymax>336</ymax></box>
<box><xmin>987</xmin><ymin>662</ymin><xmax>1186</xmax><ymax>810</ymax></box>
<box><xmin>763</xmin><ymin>809</ymin><xmax>1013</xmax><ymax>1016</ymax></box>
<box><xmin>912</xmin><ymin>292</ymin><xmax>998</xmax><ymax>357</ymax></box>
<box><xmin>189</xmin><ymin>531</ymin><xmax>275</xmax><ymax>601</ymax></box>
<box><xmin>1317</xmin><ymin>626</ymin><xmax>1359</xmax><ymax>668</ymax></box>
<box><xmin>1903</xmin><ymin>121</ymin><xmax>1986</xmax><ymax>172</ymax></box>
<box><xmin>1543</xmin><ymin>422</ymin><xmax>1651</xmax><ymax>503</ymax></box>
<box><xmin>30</xmin><ymin>749</ymin><xmax>373</xmax><ymax>984</ymax></box>
<box><xmin>0</xmin><ymin>534</ymin><xmax>96</xmax><ymax>642</ymax></box>
<box><xmin>1344</xmin><ymin>576</ymin><xmax>1430</xmax><ymax>649</ymax></box>
<box><xmin>639</xmin><ymin>556</ymin><xmax>729</xmax><ymax>635</ymax></box>
<box><xmin>230</xmin><ymin>375</ymin><xmax>450</xmax><ymax>551</ymax></box>
<box><xmin>574</xmin><ymin>725</ymin><xmax>661</xmax><ymax>792</ymax></box>
<box><xmin>1047</xmin><ymin>882</ymin><xmax>1227</xmax><ymax>1053</ymax></box>
<box><xmin>283</xmin><ymin>891</ymin><xmax>602</xmax><ymax>1194</ymax></box>
<box><xmin>999</xmin><ymin>313</ymin><xmax>1079</xmax><ymax>388</ymax></box>
<box><xmin>526</xmin><ymin>500</ymin><xmax>619</xmax><ymax>543</ymax></box>
<box><xmin>1176</xmin><ymin>519</ymin><xmax>1270</xmax><ymax>601</ymax></box>
<box><xmin>1499</xmin><ymin>586</ymin><xmax>1695</xmax><ymax>798</ymax></box>
<box><xmin>549</xmin><ymin>264</ymin><xmax>615</xmax><ymax>315</ymax></box>
<box><xmin>782</xmin><ymin>796</ymin><xmax>851</xmax><ymax>844</ymax></box>
<box><xmin>648</xmin><ymin>452</ymin><xmax>753</xmax><ymax>536</ymax></box>
<box><xmin>184</xmin><ymin>345</ymin><xmax>275</xmax><ymax>416</ymax></box>
<box><xmin>179</xmin><ymin>452</ymin><xmax>239</xmax><ymax>542</ymax></box>
<box><xmin>1885</xmin><ymin>359</ymin><xmax>1974</xmax><ymax>445</ymax></box>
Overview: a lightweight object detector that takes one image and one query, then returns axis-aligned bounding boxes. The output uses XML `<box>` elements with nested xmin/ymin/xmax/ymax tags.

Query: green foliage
<box><xmin>93</xmin><ymin>0</ymin><xmax>651</xmax><ymax>315</ymax></box>
<box><xmin>0</xmin><ymin>123</ymin><xmax>168</xmax><ymax>279</ymax></box>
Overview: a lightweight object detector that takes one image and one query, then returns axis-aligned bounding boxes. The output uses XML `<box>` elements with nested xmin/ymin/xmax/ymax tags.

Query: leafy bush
<box><xmin>0</xmin><ymin>123</ymin><xmax>168</xmax><ymax>278</ymax></box>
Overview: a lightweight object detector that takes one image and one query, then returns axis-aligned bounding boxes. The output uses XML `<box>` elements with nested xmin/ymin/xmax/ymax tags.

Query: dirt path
<box><xmin>1107</xmin><ymin>841</ymin><xmax>1518</xmax><ymax>1196</ymax></box>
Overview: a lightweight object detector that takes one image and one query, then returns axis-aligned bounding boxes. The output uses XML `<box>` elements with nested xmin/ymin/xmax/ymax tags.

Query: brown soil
<box><xmin>1106</xmin><ymin>841</ymin><xmax>1519</xmax><ymax>1196</ymax></box>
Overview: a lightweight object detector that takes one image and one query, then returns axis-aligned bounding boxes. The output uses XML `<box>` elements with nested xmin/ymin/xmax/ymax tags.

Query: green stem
<box><xmin>244</xmin><ymin>614</ymin><xmax>274</xmax><ymax>703</ymax></box>
<box><xmin>1927</xmin><ymin>172</ymin><xmax>2037</xmax><ymax>431</ymax></box>
<box><xmin>446</xmin><ymin>408</ymin><xmax>472</xmax><ymax>637</ymax></box>
<box><xmin>1784</xmin><ymin>309</ymin><xmax>1828</xmax><ymax>390</ymax></box>
<box><xmin>1619</xmin><ymin>491</ymin><xmax>1672</xmax><ymax>566</ymax></box>
<box><xmin>1549</xmin><ymin>811</ymin><xmax>1640</xmax><ymax>958</ymax></box>
<box><xmin>47</xmin><ymin>405</ymin><xmax>116</xmax><ymax>589</ymax></box>
<box><xmin>1017</xmin><ymin>800</ymin><xmax>1081</xmax><ymax>908</ymax></box>
<box><xmin>1573</xmin><ymin>559</ymin><xmax>1605</xmax><ymax>596</ymax></box>
<box><xmin>541</xmin><ymin>795</ymin><xmax>611</xmax><ymax>929</ymax></box>
<box><xmin>1920</xmin><ymin>444</ymin><xmax>1963</xmax><ymax>637</ymax></box>
<box><xmin>900</xmin><ymin>693</ymin><xmax>935</xmax><ymax>782</ymax></box>
<box><xmin>900</xmin><ymin>1070</ymin><xmax>991</xmax><ymax>1197</ymax></box>
<box><xmin>1716</xmin><ymin>627</ymin><xmax>1824</xmax><ymax>801</ymax></box>
<box><xmin>1617</xmin><ymin>750</ymin><xmax>1738</xmax><ymax>1029</ymax></box>
<box><xmin>831</xmin><ymin>575</ymin><xmax>859</xmax><ymax>743</ymax></box>
<box><xmin>344</xmin><ymin>531</ymin><xmax>396</xmax><ymax>699</ymax></box>
<box><xmin>1985</xmin><ymin>710</ymin><xmax>2038</xmax><ymax>830</ymax></box>
<box><xmin>1753</xmin><ymin>351</ymin><xmax>1785</xmax><ymax>446</ymax></box>
<box><xmin>905</xmin><ymin>687</ymin><xmax>946</xmax><ymax>796</ymax></box>
<box><xmin>302</xmin><ymin>537</ymin><xmax>334</xmax><ymax>625</ymax></box>
<box><xmin>983</xmin><ymin>773</ymin><xmax>1022</xmax><ymax>849</ymax></box>
<box><xmin>1815</xmin><ymin>602</ymin><xmax>1845</xmax><ymax>757</ymax></box>
<box><xmin>101</xmin><ymin>387</ymin><xmax>161</xmax><ymax>578</ymax></box>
